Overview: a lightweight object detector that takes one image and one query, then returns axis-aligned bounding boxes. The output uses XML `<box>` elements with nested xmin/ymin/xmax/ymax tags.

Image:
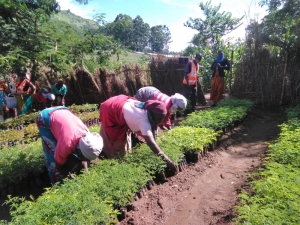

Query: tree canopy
<box><xmin>184</xmin><ymin>0</ymin><xmax>243</xmax><ymax>48</ymax></box>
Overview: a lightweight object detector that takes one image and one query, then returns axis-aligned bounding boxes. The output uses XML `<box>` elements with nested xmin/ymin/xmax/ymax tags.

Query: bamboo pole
<box><xmin>280</xmin><ymin>51</ymin><xmax>288</xmax><ymax>105</ymax></box>
<box><xmin>229</xmin><ymin>50</ymin><xmax>234</xmax><ymax>91</ymax></box>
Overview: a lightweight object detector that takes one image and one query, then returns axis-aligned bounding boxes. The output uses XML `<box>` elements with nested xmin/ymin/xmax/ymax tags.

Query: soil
<box><xmin>0</xmin><ymin>98</ymin><xmax>286</xmax><ymax>225</ymax></box>
<box><xmin>118</xmin><ymin>104</ymin><xmax>285</xmax><ymax>225</ymax></box>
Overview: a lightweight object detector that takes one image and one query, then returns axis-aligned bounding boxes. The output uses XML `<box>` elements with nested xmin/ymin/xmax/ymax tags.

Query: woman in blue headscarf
<box><xmin>209</xmin><ymin>50</ymin><xmax>231</xmax><ymax>105</ymax></box>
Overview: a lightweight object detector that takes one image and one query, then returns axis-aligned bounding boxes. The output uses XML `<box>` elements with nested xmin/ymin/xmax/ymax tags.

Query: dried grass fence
<box><xmin>33</xmin><ymin>56</ymin><xmax>210</xmax><ymax>106</ymax></box>
<box><xmin>62</xmin><ymin>55</ymin><xmax>196</xmax><ymax>105</ymax></box>
<box><xmin>230</xmin><ymin>48</ymin><xmax>300</xmax><ymax>106</ymax></box>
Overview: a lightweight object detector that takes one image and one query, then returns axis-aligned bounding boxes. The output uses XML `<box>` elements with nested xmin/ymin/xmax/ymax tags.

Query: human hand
<box><xmin>82</xmin><ymin>161</ymin><xmax>88</xmax><ymax>171</ymax></box>
<box><xmin>166</xmin><ymin>126</ymin><xmax>172</xmax><ymax>130</ymax></box>
<box><xmin>68</xmin><ymin>172</ymin><xmax>75</xmax><ymax>179</ymax></box>
<box><xmin>164</xmin><ymin>156</ymin><xmax>179</xmax><ymax>175</ymax></box>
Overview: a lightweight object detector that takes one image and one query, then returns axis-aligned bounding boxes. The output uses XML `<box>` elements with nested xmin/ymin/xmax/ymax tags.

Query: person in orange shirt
<box><xmin>182</xmin><ymin>53</ymin><xmax>204</xmax><ymax>112</ymax></box>
<box><xmin>15</xmin><ymin>71</ymin><xmax>36</xmax><ymax>115</ymax></box>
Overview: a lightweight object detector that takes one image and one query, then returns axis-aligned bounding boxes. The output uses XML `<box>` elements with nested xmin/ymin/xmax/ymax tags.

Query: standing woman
<box><xmin>15</xmin><ymin>71</ymin><xmax>36</xmax><ymax>115</ymax></box>
<box><xmin>210</xmin><ymin>50</ymin><xmax>231</xmax><ymax>106</ymax></box>
<box><xmin>36</xmin><ymin>106</ymin><xmax>103</xmax><ymax>183</ymax></box>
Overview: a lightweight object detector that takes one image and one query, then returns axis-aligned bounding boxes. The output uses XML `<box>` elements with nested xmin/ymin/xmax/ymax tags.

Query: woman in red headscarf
<box><xmin>99</xmin><ymin>94</ymin><xmax>178</xmax><ymax>174</ymax></box>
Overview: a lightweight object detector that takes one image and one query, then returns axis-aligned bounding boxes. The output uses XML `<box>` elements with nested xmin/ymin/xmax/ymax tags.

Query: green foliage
<box><xmin>131</xmin><ymin>16</ymin><xmax>150</xmax><ymax>51</ymax></box>
<box><xmin>235</xmin><ymin>164</ymin><xmax>300</xmax><ymax>224</ymax></box>
<box><xmin>161</xmin><ymin>126</ymin><xmax>220</xmax><ymax>153</ymax></box>
<box><xmin>106</xmin><ymin>14</ymin><xmax>134</xmax><ymax>48</ymax></box>
<box><xmin>246</xmin><ymin>0</ymin><xmax>300</xmax><ymax>61</ymax></box>
<box><xmin>69</xmin><ymin>103</ymin><xmax>98</xmax><ymax>113</ymax></box>
<box><xmin>6</xmin><ymin>179</ymin><xmax>118</xmax><ymax>224</ymax></box>
<box><xmin>180</xmin><ymin>98</ymin><xmax>253</xmax><ymax>130</ymax></box>
<box><xmin>124</xmin><ymin>143</ymin><xmax>167</xmax><ymax>174</ymax></box>
<box><xmin>0</xmin><ymin>0</ymin><xmax>59</xmax><ymax>77</ymax></box>
<box><xmin>0</xmin><ymin>129</ymin><xmax>24</xmax><ymax>144</ymax></box>
<box><xmin>88</xmin><ymin>125</ymin><xmax>100</xmax><ymax>133</ymax></box>
<box><xmin>91</xmin><ymin>160</ymin><xmax>151</xmax><ymax>206</ymax></box>
<box><xmin>150</xmin><ymin>25</ymin><xmax>171</xmax><ymax>52</ymax></box>
<box><xmin>5</xmin><ymin>159</ymin><xmax>152</xmax><ymax>224</ymax></box>
<box><xmin>184</xmin><ymin>0</ymin><xmax>243</xmax><ymax>47</ymax></box>
<box><xmin>234</xmin><ymin>107</ymin><xmax>300</xmax><ymax>224</ymax></box>
<box><xmin>183</xmin><ymin>0</ymin><xmax>245</xmax><ymax>91</ymax></box>
<box><xmin>0</xmin><ymin>112</ymin><xmax>39</xmax><ymax>129</ymax></box>
<box><xmin>0</xmin><ymin>141</ymin><xmax>44</xmax><ymax>185</ymax></box>
<box><xmin>0</xmin><ymin>98</ymin><xmax>255</xmax><ymax>224</ymax></box>
<box><xmin>51</xmin><ymin>10</ymin><xmax>100</xmax><ymax>37</ymax></box>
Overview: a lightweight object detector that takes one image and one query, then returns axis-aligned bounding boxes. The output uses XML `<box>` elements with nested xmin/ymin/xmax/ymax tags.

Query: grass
<box><xmin>110</xmin><ymin>51</ymin><xmax>151</xmax><ymax>66</ymax></box>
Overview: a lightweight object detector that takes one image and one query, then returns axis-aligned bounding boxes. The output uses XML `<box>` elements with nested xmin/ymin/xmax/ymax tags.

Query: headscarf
<box><xmin>170</xmin><ymin>93</ymin><xmax>187</xmax><ymax>112</ymax></box>
<box><xmin>144</xmin><ymin>100</ymin><xmax>167</xmax><ymax>115</ymax></box>
<box><xmin>78</xmin><ymin>132</ymin><xmax>103</xmax><ymax>161</ymax></box>
<box><xmin>215</xmin><ymin>55</ymin><xmax>224</xmax><ymax>63</ymax></box>
<box><xmin>215</xmin><ymin>50</ymin><xmax>224</xmax><ymax>63</ymax></box>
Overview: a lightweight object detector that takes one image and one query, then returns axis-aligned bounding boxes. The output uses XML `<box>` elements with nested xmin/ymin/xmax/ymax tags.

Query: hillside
<box><xmin>50</xmin><ymin>10</ymin><xmax>100</xmax><ymax>36</ymax></box>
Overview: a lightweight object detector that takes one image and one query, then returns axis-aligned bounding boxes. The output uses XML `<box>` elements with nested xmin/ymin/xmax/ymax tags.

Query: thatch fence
<box><xmin>38</xmin><ymin>55</ymin><xmax>206</xmax><ymax>106</ymax></box>
<box><xmin>231</xmin><ymin>48</ymin><xmax>300</xmax><ymax>106</ymax></box>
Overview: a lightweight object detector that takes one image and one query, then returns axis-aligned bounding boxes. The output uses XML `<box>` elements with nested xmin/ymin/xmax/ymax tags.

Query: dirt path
<box><xmin>119</xmin><ymin>106</ymin><xmax>285</xmax><ymax>225</ymax></box>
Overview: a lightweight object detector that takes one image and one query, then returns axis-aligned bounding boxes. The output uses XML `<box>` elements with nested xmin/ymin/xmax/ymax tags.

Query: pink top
<box><xmin>154</xmin><ymin>92</ymin><xmax>172</xmax><ymax>127</ymax></box>
<box><xmin>50</xmin><ymin>110</ymin><xmax>89</xmax><ymax>166</ymax></box>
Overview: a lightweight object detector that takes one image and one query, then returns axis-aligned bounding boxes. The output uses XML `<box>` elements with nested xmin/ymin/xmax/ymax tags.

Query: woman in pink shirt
<box><xmin>36</xmin><ymin>106</ymin><xmax>103</xmax><ymax>184</ymax></box>
<box><xmin>135</xmin><ymin>86</ymin><xmax>187</xmax><ymax>130</ymax></box>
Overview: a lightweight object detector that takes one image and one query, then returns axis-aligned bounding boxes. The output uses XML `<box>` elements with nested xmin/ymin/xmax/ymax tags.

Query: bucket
<box><xmin>9</xmin><ymin>83</ymin><xmax>16</xmax><ymax>94</ymax></box>
<box><xmin>5</xmin><ymin>94</ymin><xmax>17</xmax><ymax>108</ymax></box>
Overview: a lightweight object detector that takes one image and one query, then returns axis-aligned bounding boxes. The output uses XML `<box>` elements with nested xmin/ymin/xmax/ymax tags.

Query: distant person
<box><xmin>100</xmin><ymin>94</ymin><xmax>178</xmax><ymax>174</ymax></box>
<box><xmin>52</xmin><ymin>80</ymin><xmax>67</xmax><ymax>106</ymax></box>
<box><xmin>14</xmin><ymin>71</ymin><xmax>36</xmax><ymax>116</ymax></box>
<box><xmin>36</xmin><ymin>106</ymin><xmax>103</xmax><ymax>183</ymax></box>
<box><xmin>135</xmin><ymin>86</ymin><xmax>187</xmax><ymax>130</ymax></box>
<box><xmin>182</xmin><ymin>53</ymin><xmax>205</xmax><ymax>112</ymax></box>
<box><xmin>36</xmin><ymin>88</ymin><xmax>55</xmax><ymax>109</ymax></box>
<box><xmin>0</xmin><ymin>78</ymin><xmax>8</xmax><ymax>120</ymax></box>
<box><xmin>210</xmin><ymin>50</ymin><xmax>231</xmax><ymax>106</ymax></box>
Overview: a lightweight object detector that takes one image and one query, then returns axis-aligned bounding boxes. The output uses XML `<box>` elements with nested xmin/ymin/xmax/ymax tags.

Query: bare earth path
<box><xmin>119</xmin><ymin>106</ymin><xmax>285</xmax><ymax>225</ymax></box>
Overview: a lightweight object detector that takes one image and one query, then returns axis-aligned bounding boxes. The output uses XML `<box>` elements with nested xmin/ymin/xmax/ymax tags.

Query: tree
<box><xmin>105</xmin><ymin>14</ymin><xmax>133</xmax><ymax>47</ymax></box>
<box><xmin>0</xmin><ymin>0</ymin><xmax>59</xmax><ymax>79</ymax></box>
<box><xmin>184</xmin><ymin>0</ymin><xmax>243</xmax><ymax>48</ymax></box>
<box><xmin>131</xmin><ymin>16</ymin><xmax>150</xmax><ymax>52</ymax></box>
<box><xmin>149</xmin><ymin>25</ymin><xmax>171</xmax><ymax>53</ymax></box>
<box><xmin>256</xmin><ymin>0</ymin><xmax>300</xmax><ymax>55</ymax></box>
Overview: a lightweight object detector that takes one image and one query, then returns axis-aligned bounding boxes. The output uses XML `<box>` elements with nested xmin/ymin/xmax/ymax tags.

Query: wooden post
<box><xmin>229</xmin><ymin>50</ymin><xmax>234</xmax><ymax>92</ymax></box>
<box><xmin>280</xmin><ymin>51</ymin><xmax>288</xmax><ymax>105</ymax></box>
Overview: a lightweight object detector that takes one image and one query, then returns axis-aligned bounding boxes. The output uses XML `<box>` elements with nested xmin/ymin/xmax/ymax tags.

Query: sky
<box><xmin>56</xmin><ymin>0</ymin><xmax>268</xmax><ymax>52</ymax></box>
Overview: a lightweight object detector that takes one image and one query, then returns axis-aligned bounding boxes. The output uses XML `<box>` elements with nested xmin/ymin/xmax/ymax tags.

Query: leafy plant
<box><xmin>234</xmin><ymin>107</ymin><xmax>300</xmax><ymax>224</ymax></box>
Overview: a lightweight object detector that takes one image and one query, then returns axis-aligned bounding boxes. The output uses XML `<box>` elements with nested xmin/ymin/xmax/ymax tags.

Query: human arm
<box><xmin>51</xmin><ymin>84</ymin><xmax>56</xmax><ymax>94</ymax></box>
<box><xmin>210</xmin><ymin>61</ymin><xmax>217</xmax><ymax>70</ymax></box>
<box><xmin>61</xmin><ymin>85</ymin><xmax>67</xmax><ymax>96</ymax></box>
<box><xmin>25</xmin><ymin>80</ymin><xmax>36</xmax><ymax>95</ymax></box>
<box><xmin>55</xmin><ymin>153</ymin><xmax>84</xmax><ymax>179</ymax></box>
<box><xmin>184</xmin><ymin>62</ymin><xmax>191</xmax><ymax>85</ymax></box>
<box><xmin>221</xmin><ymin>59</ymin><xmax>231</xmax><ymax>71</ymax></box>
<box><xmin>143</xmin><ymin>135</ymin><xmax>178</xmax><ymax>174</ymax></box>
